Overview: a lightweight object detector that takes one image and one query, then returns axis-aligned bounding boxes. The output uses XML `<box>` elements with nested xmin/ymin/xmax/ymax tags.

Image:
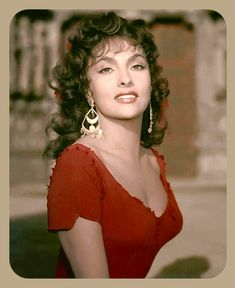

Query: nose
<box><xmin>118</xmin><ymin>69</ymin><xmax>133</xmax><ymax>87</ymax></box>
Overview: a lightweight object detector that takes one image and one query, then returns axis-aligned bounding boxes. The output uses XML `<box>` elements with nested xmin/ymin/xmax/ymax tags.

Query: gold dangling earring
<box><xmin>148</xmin><ymin>101</ymin><xmax>154</xmax><ymax>134</ymax></box>
<box><xmin>80</xmin><ymin>97</ymin><xmax>102</xmax><ymax>139</ymax></box>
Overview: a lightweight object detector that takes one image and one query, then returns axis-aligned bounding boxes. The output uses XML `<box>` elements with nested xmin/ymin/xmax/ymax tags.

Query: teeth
<box><xmin>117</xmin><ymin>94</ymin><xmax>136</xmax><ymax>99</ymax></box>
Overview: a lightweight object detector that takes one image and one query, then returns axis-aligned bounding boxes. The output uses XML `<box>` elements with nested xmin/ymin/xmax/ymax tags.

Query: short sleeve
<box><xmin>47</xmin><ymin>145</ymin><xmax>103</xmax><ymax>231</ymax></box>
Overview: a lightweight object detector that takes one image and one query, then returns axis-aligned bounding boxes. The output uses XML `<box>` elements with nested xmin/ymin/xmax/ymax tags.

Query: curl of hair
<box><xmin>43</xmin><ymin>12</ymin><xmax>169</xmax><ymax>159</ymax></box>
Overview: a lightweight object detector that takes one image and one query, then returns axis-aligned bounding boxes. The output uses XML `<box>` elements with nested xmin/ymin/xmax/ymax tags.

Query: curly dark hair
<box><xmin>43</xmin><ymin>11</ymin><xmax>169</xmax><ymax>159</ymax></box>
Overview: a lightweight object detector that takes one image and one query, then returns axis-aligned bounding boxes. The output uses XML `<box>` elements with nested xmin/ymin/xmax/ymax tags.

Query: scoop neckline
<box><xmin>71</xmin><ymin>142</ymin><xmax>170</xmax><ymax>220</ymax></box>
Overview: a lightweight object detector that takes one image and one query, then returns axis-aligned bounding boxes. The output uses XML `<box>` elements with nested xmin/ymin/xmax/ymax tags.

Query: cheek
<box><xmin>89</xmin><ymin>75</ymin><xmax>112</xmax><ymax>92</ymax></box>
<box><xmin>141</xmin><ymin>74</ymin><xmax>152</xmax><ymax>95</ymax></box>
<box><xmin>89</xmin><ymin>80</ymin><xmax>102</xmax><ymax>98</ymax></box>
<box><xmin>137</xmin><ymin>70</ymin><xmax>151</xmax><ymax>88</ymax></box>
<box><xmin>89</xmin><ymin>83</ymin><xmax>112</xmax><ymax>109</ymax></box>
<box><xmin>90</xmin><ymin>81</ymin><xmax>116</xmax><ymax>107</ymax></box>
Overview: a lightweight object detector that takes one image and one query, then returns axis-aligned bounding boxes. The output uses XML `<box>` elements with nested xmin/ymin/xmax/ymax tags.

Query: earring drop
<box><xmin>81</xmin><ymin>99</ymin><xmax>102</xmax><ymax>138</ymax></box>
<box><xmin>148</xmin><ymin>101</ymin><xmax>154</xmax><ymax>134</ymax></box>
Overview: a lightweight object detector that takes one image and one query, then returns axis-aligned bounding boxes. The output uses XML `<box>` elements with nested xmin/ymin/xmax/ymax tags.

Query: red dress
<box><xmin>47</xmin><ymin>143</ymin><xmax>183</xmax><ymax>278</ymax></box>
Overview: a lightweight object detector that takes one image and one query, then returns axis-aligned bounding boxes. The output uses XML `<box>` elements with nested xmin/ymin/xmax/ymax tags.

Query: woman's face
<box><xmin>87</xmin><ymin>37</ymin><xmax>152</xmax><ymax>122</ymax></box>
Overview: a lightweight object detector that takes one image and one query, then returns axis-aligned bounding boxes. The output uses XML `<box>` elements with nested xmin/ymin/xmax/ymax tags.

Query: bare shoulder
<box><xmin>73</xmin><ymin>136</ymin><xmax>100</xmax><ymax>151</ymax></box>
<box><xmin>73</xmin><ymin>136</ymin><xmax>106</xmax><ymax>158</ymax></box>
<box><xmin>74</xmin><ymin>136</ymin><xmax>94</xmax><ymax>147</ymax></box>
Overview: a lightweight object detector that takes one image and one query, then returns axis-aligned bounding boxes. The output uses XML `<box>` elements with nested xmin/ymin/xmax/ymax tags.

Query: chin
<box><xmin>99</xmin><ymin>103</ymin><xmax>147</xmax><ymax>120</ymax></box>
<box><xmin>114</xmin><ymin>110</ymin><xmax>144</xmax><ymax>121</ymax></box>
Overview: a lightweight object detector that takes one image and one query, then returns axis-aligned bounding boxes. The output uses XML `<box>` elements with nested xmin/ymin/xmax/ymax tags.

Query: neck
<box><xmin>98</xmin><ymin>115</ymin><xmax>143</xmax><ymax>161</ymax></box>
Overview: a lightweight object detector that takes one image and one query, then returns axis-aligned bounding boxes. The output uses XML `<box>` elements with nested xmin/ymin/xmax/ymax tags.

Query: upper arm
<box><xmin>58</xmin><ymin>217</ymin><xmax>109</xmax><ymax>278</ymax></box>
<box><xmin>47</xmin><ymin>147</ymin><xmax>108</xmax><ymax>277</ymax></box>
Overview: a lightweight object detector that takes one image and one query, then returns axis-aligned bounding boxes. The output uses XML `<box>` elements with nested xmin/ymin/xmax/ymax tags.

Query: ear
<box><xmin>86</xmin><ymin>90</ymin><xmax>95</xmax><ymax>107</ymax></box>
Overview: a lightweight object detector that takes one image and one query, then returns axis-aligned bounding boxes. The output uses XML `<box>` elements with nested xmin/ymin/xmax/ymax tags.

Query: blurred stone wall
<box><xmin>10</xmin><ymin>10</ymin><xmax>226</xmax><ymax>189</ymax></box>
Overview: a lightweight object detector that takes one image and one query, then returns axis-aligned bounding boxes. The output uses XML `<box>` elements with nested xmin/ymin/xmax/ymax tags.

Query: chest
<box><xmin>99</xmin><ymin>154</ymin><xmax>168</xmax><ymax>218</ymax></box>
<box><xmin>100</xmin><ymin>165</ymin><xmax>183</xmax><ymax>258</ymax></box>
<box><xmin>94</xmin><ymin>150</ymin><xmax>183</xmax><ymax>278</ymax></box>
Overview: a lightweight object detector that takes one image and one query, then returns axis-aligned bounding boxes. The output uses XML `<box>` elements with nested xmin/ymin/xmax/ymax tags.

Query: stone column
<box><xmin>192</xmin><ymin>11</ymin><xmax>226</xmax><ymax>182</ymax></box>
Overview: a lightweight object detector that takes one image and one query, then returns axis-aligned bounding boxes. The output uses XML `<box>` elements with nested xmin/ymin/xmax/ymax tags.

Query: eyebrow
<box><xmin>94</xmin><ymin>53</ymin><xmax>147</xmax><ymax>65</ymax></box>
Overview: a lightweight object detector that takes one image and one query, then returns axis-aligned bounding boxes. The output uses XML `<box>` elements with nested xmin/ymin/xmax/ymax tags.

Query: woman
<box><xmin>45</xmin><ymin>11</ymin><xmax>183</xmax><ymax>278</ymax></box>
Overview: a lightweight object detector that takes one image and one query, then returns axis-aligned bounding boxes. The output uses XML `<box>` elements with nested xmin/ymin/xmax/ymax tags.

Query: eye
<box><xmin>98</xmin><ymin>67</ymin><xmax>113</xmax><ymax>74</ymax></box>
<box><xmin>131</xmin><ymin>64</ymin><xmax>146</xmax><ymax>71</ymax></box>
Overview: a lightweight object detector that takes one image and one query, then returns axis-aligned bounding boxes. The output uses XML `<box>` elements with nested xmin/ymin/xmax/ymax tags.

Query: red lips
<box><xmin>114</xmin><ymin>91</ymin><xmax>139</xmax><ymax>99</ymax></box>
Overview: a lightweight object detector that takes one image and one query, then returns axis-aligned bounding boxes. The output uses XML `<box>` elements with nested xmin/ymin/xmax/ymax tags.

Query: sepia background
<box><xmin>9</xmin><ymin>9</ymin><xmax>226</xmax><ymax>278</ymax></box>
